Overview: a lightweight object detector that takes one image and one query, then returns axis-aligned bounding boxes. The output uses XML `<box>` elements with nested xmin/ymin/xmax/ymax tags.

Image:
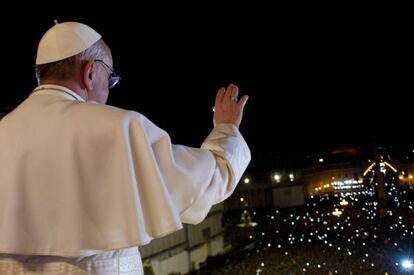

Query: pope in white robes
<box><xmin>0</xmin><ymin>22</ymin><xmax>250</xmax><ymax>275</ymax></box>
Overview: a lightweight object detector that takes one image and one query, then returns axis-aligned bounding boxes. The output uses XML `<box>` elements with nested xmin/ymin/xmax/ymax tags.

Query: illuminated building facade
<box><xmin>303</xmin><ymin>163</ymin><xmax>364</xmax><ymax>196</ymax></box>
<box><xmin>398</xmin><ymin>162</ymin><xmax>414</xmax><ymax>186</ymax></box>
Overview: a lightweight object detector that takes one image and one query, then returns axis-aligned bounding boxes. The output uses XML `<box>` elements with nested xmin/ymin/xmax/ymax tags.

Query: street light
<box><xmin>273</xmin><ymin>173</ymin><xmax>281</xmax><ymax>183</ymax></box>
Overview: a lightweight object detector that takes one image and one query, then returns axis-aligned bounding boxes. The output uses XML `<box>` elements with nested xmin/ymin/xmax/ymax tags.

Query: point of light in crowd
<box><xmin>319</xmin><ymin>158</ymin><xmax>324</xmax><ymax>163</ymax></box>
<box><xmin>340</xmin><ymin>199</ymin><xmax>349</xmax><ymax>206</ymax></box>
<box><xmin>401</xmin><ymin>259</ymin><xmax>413</xmax><ymax>269</ymax></box>
<box><xmin>332</xmin><ymin>209</ymin><xmax>343</xmax><ymax>217</ymax></box>
<box><xmin>273</xmin><ymin>174</ymin><xmax>281</xmax><ymax>182</ymax></box>
<box><xmin>244</xmin><ymin>178</ymin><xmax>250</xmax><ymax>184</ymax></box>
<box><xmin>240</xmin><ymin>197</ymin><xmax>244</xmax><ymax>202</ymax></box>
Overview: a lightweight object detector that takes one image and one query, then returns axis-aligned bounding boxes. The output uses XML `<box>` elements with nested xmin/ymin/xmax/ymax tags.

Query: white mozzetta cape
<box><xmin>0</xmin><ymin>85</ymin><xmax>250</xmax><ymax>257</ymax></box>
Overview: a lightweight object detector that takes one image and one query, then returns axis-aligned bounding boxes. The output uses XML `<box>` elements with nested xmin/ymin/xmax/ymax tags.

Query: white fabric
<box><xmin>36</xmin><ymin>22</ymin><xmax>101</xmax><ymax>65</ymax></box>
<box><xmin>0</xmin><ymin>246</ymin><xmax>142</xmax><ymax>274</ymax></box>
<box><xmin>0</xmin><ymin>85</ymin><xmax>250</xmax><ymax>258</ymax></box>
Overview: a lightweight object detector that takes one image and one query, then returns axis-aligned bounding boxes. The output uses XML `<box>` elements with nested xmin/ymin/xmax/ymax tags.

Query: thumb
<box><xmin>238</xmin><ymin>95</ymin><xmax>249</xmax><ymax>109</ymax></box>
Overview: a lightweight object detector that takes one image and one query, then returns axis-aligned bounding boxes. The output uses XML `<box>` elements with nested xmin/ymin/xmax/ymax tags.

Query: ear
<box><xmin>82</xmin><ymin>60</ymin><xmax>95</xmax><ymax>91</ymax></box>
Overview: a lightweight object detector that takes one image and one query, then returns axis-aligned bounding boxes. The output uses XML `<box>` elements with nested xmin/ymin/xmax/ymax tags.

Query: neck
<box><xmin>40</xmin><ymin>79</ymin><xmax>88</xmax><ymax>101</ymax></box>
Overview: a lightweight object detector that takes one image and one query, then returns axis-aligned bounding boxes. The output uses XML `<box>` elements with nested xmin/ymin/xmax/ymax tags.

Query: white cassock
<box><xmin>0</xmin><ymin>85</ymin><xmax>250</xmax><ymax>274</ymax></box>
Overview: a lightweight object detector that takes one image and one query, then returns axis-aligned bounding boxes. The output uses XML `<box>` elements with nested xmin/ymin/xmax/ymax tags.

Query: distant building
<box><xmin>221</xmin><ymin>147</ymin><xmax>414</xmax><ymax>211</ymax></box>
<box><xmin>224</xmin><ymin>171</ymin><xmax>305</xmax><ymax>211</ymax></box>
<box><xmin>140</xmin><ymin>203</ymin><xmax>226</xmax><ymax>275</ymax></box>
<box><xmin>273</xmin><ymin>184</ymin><xmax>305</xmax><ymax>208</ymax></box>
<box><xmin>398</xmin><ymin>162</ymin><xmax>414</xmax><ymax>186</ymax></box>
<box><xmin>224</xmin><ymin>157</ymin><xmax>368</xmax><ymax>210</ymax></box>
<box><xmin>224</xmin><ymin>174</ymin><xmax>273</xmax><ymax>211</ymax></box>
<box><xmin>270</xmin><ymin>170</ymin><xmax>305</xmax><ymax>207</ymax></box>
<box><xmin>301</xmin><ymin>162</ymin><xmax>364</xmax><ymax>196</ymax></box>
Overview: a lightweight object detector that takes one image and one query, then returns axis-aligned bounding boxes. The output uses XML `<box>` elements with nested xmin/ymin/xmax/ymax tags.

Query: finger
<box><xmin>232</xmin><ymin>85</ymin><xmax>239</xmax><ymax>101</ymax></box>
<box><xmin>215</xmin><ymin>87</ymin><xmax>225</xmax><ymax>105</ymax></box>
<box><xmin>238</xmin><ymin>95</ymin><xmax>249</xmax><ymax>109</ymax></box>
<box><xmin>224</xmin><ymin>83</ymin><xmax>234</xmax><ymax>101</ymax></box>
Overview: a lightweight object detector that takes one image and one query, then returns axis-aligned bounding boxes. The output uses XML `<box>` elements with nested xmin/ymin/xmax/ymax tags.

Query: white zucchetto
<box><xmin>36</xmin><ymin>21</ymin><xmax>101</xmax><ymax>65</ymax></box>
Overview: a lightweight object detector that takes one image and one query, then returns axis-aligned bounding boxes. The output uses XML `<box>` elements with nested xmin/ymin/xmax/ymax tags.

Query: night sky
<box><xmin>1</xmin><ymin>7</ymin><xmax>411</xmax><ymax>172</ymax></box>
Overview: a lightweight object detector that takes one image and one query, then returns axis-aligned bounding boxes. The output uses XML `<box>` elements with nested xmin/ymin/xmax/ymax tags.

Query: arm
<box><xmin>176</xmin><ymin>84</ymin><xmax>250</xmax><ymax>223</ymax></box>
<box><xmin>180</xmin><ymin>123</ymin><xmax>250</xmax><ymax>223</ymax></box>
<box><xmin>126</xmin><ymin>84</ymin><xmax>250</xmax><ymax>229</ymax></box>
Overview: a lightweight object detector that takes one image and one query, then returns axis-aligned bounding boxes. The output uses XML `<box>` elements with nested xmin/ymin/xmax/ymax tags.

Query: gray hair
<box><xmin>35</xmin><ymin>39</ymin><xmax>107</xmax><ymax>83</ymax></box>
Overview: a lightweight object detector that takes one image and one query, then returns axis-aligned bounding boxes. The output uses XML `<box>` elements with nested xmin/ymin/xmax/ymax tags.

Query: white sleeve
<box><xmin>137</xmin><ymin>114</ymin><xmax>251</xmax><ymax>225</ymax></box>
<box><xmin>178</xmin><ymin>124</ymin><xmax>250</xmax><ymax>223</ymax></box>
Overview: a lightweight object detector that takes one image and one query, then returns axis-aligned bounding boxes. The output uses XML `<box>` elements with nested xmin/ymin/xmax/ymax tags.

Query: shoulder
<box><xmin>73</xmin><ymin>103</ymin><xmax>165</xmax><ymax>136</ymax></box>
<box><xmin>72</xmin><ymin>102</ymin><xmax>146</xmax><ymax>123</ymax></box>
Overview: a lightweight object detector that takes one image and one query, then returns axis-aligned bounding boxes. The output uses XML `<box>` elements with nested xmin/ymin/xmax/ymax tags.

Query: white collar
<box><xmin>31</xmin><ymin>84</ymin><xmax>85</xmax><ymax>102</ymax></box>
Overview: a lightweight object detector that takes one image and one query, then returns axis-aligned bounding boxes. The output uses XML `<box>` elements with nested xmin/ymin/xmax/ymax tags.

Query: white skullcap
<box><xmin>36</xmin><ymin>21</ymin><xmax>101</xmax><ymax>65</ymax></box>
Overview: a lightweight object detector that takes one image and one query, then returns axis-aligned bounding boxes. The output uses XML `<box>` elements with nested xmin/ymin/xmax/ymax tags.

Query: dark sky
<box><xmin>1</xmin><ymin>7</ymin><xmax>412</xmax><ymax>172</ymax></box>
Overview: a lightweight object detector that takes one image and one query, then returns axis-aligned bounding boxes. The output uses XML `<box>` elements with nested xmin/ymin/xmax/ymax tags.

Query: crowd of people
<box><xmin>208</xmin><ymin>242</ymin><xmax>403</xmax><ymax>274</ymax></box>
<box><xmin>202</xmin><ymin>184</ymin><xmax>414</xmax><ymax>274</ymax></box>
